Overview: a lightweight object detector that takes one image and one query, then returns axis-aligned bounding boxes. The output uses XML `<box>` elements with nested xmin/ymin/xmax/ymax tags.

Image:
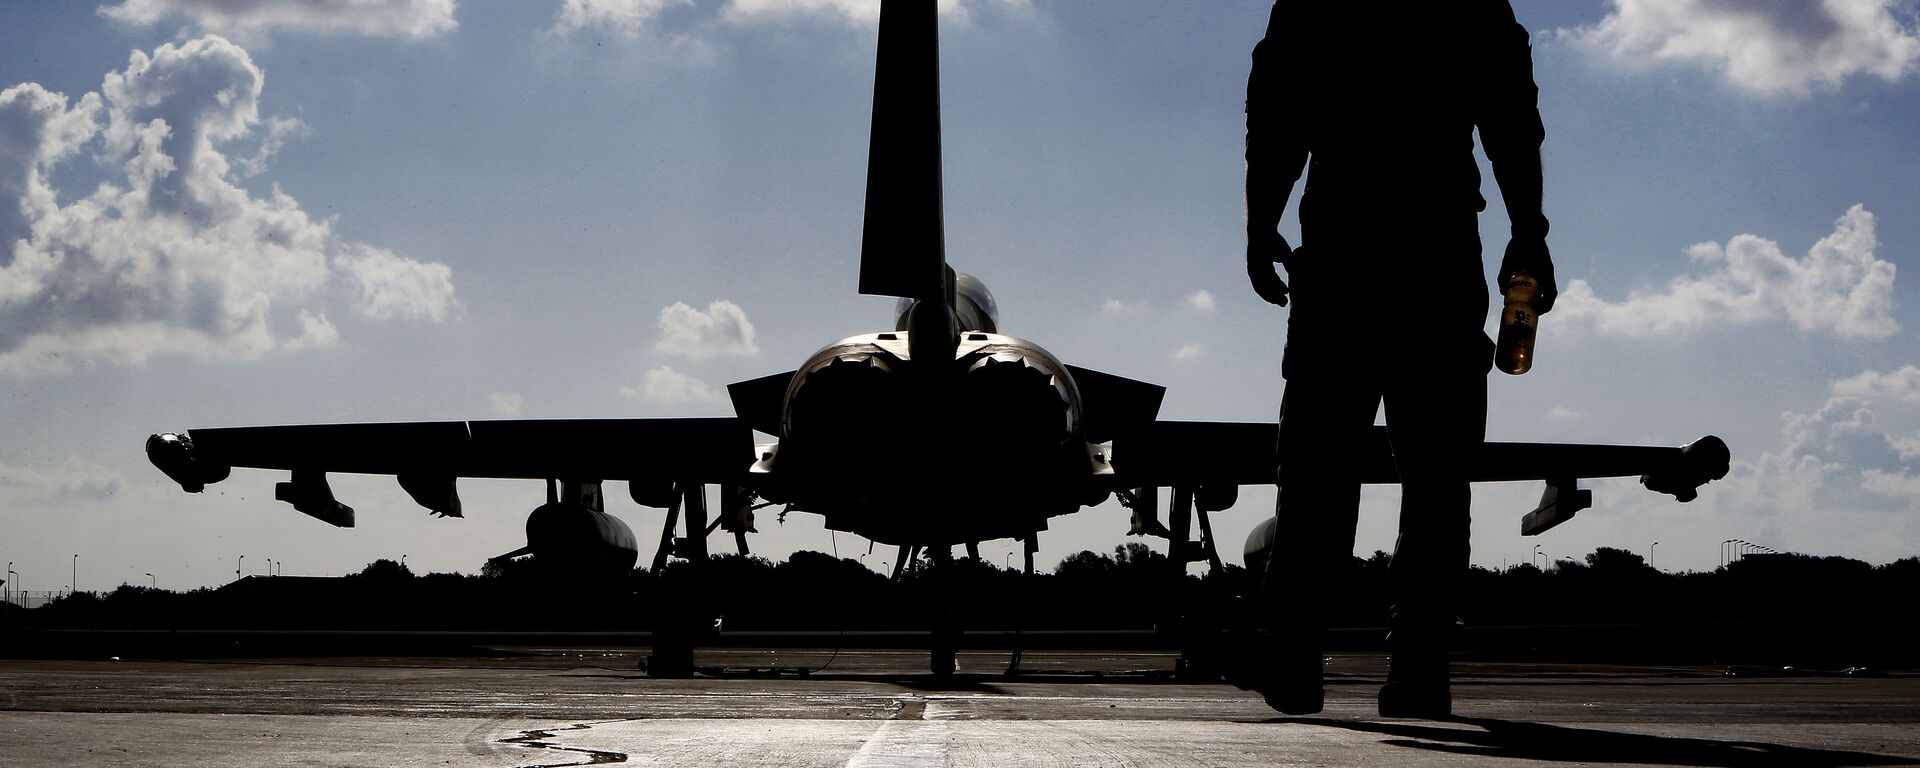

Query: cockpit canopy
<box><xmin>894</xmin><ymin>271</ymin><xmax>999</xmax><ymax>334</ymax></box>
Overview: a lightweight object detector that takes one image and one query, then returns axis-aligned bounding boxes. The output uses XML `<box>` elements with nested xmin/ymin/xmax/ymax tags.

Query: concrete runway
<box><xmin>2</xmin><ymin>648</ymin><xmax>1916</xmax><ymax>766</ymax></box>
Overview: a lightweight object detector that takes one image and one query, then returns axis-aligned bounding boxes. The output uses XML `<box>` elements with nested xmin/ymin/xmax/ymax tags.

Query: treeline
<box><xmin>7</xmin><ymin>546</ymin><xmax>1917</xmax><ymax>636</ymax></box>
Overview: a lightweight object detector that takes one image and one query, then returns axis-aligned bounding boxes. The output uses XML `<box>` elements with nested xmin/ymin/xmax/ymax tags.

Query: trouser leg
<box><xmin>1265</xmin><ymin>374</ymin><xmax>1380</xmax><ymax>649</ymax></box>
<box><xmin>1381</xmin><ymin>359</ymin><xmax>1486</xmax><ymax>650</ymax></box>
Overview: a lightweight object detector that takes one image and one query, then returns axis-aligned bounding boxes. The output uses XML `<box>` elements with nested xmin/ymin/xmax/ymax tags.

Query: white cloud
<box><xmin>1565</xmin><ymin>0</ymin><xmax>1920</xmax><ymax>96</ymax></box>
<box><xmin>488</xmin><ymin>391</ymin><xmax>524</xmax><ymax>416</ymax></box>
<box><xmin>335</xmin><ymin>244</ymin><xmax>458</xmax><ymax>321</ymax></box>
<box><xmin>0</xmin><ymin>36</ymin><xmax>457</xmax><ymax>375</ymax></box>
<box><xmin>233</xmin><ymin>115</ymin><xmax>308</xmax><ymax>177</ymax></box>
<box><xmin>1183</xmin><ymin>289</ymin><xmax>1215</xmax><ymax>313</ymax></box>
<box><xmin>1711</xmin><ymin>367</ymin><xmax>1920</xmax><ymax>518</ymax></box>
<box><xmin>548</xmin><ymin>0</ymin><xmax>1030</xmax><ymax>37</ymax></box>
<box><xmin>100</xmin><ymin>0</ymin><xmax>458</xmax><ymax>42</ymax></box>
<box><xmin>1172</xmin><ymin>343</ymin><xmax>1205</xmax><ymax>360</ymax></box>
<box><xmin>1554</xmin><ymin>205</ymin><xmax>1897</xmax><ymax>340</ymax></box>
<box><xmin>622</xmin><ymin>366</ymin><xmax>720</xmax><ymax>404</ymax></box>
<box><xmin>1099</xmin><ymin>298</ymin><xmax>1147</xmax><ymax>315</ymax></box>
<box><xmin>0</xmin><ymin>457</ymin><xmax>123</xmax><ymax>502</ymax></box>
<box><xmin>1576</xmin><ymin>365</ymin><xmax>1920</xmax><ymax>568</ymax></box>
<box><xmin>1833</xmin><ymin>365</ymin><xmax>1920</xmax><ymax>403</ymax></box>
<box><xmin>551</xmin><ymin>0</ymin><xmax>692</xmax><ymax>37</ymax></box>
<box><xmin>283</xmin><ymin>310</ymin><xmax>338</xmax><ymax>351</ymax></box>
<box><xmin>655</xmin><ymin>299</ymin><xmax>757</xmax><ymax>358</ymax></box>
<box><xmin>1546</xmin><ymin>405</ymin><xmax>1586</xmax><ymax>423</ymax></box>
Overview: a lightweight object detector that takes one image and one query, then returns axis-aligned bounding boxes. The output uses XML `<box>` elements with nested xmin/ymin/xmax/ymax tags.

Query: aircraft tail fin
<box><xmin>858</xmin><ymin>0</ymin><xmax>946</xmax><ymax>301</ymax></box>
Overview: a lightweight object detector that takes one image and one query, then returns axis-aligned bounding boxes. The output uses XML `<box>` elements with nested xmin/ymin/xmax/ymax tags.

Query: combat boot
<box><xmin>1377</xmin><ymin>649</ymin><xmax>1450</xmax><ymax>718</ymax></box>
<box><xmin>1225</xmin><ymin>629</ymin><xmax>1325</xmax><ymax>715</ymax></box>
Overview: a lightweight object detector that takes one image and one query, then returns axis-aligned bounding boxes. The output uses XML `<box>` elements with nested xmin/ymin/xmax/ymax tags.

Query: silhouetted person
<box><xmin>1243</xmin><ymin>0</ymin><xmax>1558</xmax><ymax>717</ymax></box>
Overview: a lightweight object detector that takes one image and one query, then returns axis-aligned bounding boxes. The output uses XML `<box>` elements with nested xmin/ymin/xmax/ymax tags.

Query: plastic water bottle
<box><xmin>1496</xmin><ymin>271</ymin><xmax>1540</xmax><ymax>375</ymax></box>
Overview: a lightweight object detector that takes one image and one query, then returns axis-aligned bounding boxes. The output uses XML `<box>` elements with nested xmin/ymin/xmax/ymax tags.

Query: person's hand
<box><xmin>1248</xmin><ymin>229</ymin><xmax>1293</xmax><ymax>307</ymax></box>
<box><xmin>1498</xmin><ymin>236</ymin><xmax>1557</xmax><ymax>313</ymax></box>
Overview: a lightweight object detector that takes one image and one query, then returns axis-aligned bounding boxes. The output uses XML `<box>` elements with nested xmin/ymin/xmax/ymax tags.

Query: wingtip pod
<box><xmin>1641</xmin><ymin>435</ymin><xmax>1730</xmax><ymax>503</ymax></box>
<box><xmin>146</xmin><ymin>432</ymin><xmax>230</xmax><ymax>493</ymax></box>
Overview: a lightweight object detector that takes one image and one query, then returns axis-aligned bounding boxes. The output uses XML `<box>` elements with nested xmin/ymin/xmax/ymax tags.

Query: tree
<box><xmin>1054</xmin><ymin>549</ymin><xmax>1114</xmax><ymax>578</ymax></box>
<box><xmin>1585</xmin><ymin>547</ymin><xmax>1651</xmax><ymax>573</ymax></box>
<box><xmin>355</xmin><ymin>559</ymin><xmax>414</xmax><ymax>580</ymax></box>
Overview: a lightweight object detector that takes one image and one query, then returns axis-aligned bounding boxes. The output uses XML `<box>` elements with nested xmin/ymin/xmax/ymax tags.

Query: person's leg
<box><xmin>1377</xmin><ymin>332</ymin><xmax>1489</xmax><ymax>718</ymax></box>
<box><xmin>1370</xmin><ymin>215</ymin><xmax>1490</xmax><ymax>717</ymax></box>
<box><xmin>1257</xmin><ymin>369</ymin><xmax>1380</xmax><ymax>713</ymax></box>
<box><xmin>1380</xmin><ymin>369</ymin><xmax>1484</xmax><ymax>711</ymax></box>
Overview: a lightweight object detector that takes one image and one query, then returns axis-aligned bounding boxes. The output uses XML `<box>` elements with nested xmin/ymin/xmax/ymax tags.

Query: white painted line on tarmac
<box><xmin>844</xmin><ymin>719</ymin><xmax>950</xmax><ymax>767</ymax></box>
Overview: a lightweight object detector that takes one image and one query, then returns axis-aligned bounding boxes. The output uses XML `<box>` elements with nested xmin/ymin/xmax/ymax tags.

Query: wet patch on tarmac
<box><xmin>499</xmin><ymin>720</ymin><xmax>634</xmax><ymax>766</ymax></box>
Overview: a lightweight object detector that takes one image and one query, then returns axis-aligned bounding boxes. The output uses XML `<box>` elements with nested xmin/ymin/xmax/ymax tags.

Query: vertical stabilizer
<box><xmin>858</xmin><ymin>0</ymin><xmax>947</xmax><ymax>301</ymax></box>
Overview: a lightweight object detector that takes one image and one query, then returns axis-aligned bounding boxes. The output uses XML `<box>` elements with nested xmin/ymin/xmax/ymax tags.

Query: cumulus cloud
<box><xmin>1587</xmin><ymin>366</ymin><xmax>1920</xmax><ymax>567</ymax></box>
<box><xmin>233</xmin><ymin>115</ymin><xmax>308</xmax><ymax>177</ymax></box>
<box><xmin>336</xmin><ymin>244</ymin><xmax>458</xmax><ymax>321</ymax></box>
<box><xmin>0</xmin><ymin>36</ymin><xmax>457</xmax><ymax>375</ymax></box>
<box><xmin>551</xmin><ymin>0</ymin><xmax>692</xmax><ymax>37</ymax></box>
<box><xmin>1564</xmin><ymin>0</ymin><xmax>1920</xmax><ymax>95</ymax></box>
<box><xmin>1183</xmin><ymin>289</ymin><xmax>1216</xmax><ymax>312</ymax></box>
<box><xmin>488</xmin><ymin>391</ymin><xmax>524</xmax><ymax>416</ymax></box>
<box><xmin>1687</xmin><ymin>366</ymin><xmax>1920</xmax><ymax>529</ymax></box>
<box><xmin>655</xmin><ymin>299</ymin><xmax>757</xmax><ymax>358</ymax></box>
<box><xmin>1546</xmin><ymin>405</ymin><xmax>1587</xmax><ymax>423</ymax></box>
<box><xmin>1833</xmin><ymin>365</ymin><xmax>1920</xmax><ymax>403</ymax></box>
<box><xmin>0</xmin><ymin>457</ymin><xmax>123</xmax><ymax>502</ymax></box>
<box><xmin>549</xmin><ymin>0</ymin><xmax>1029</xmax><ymax>37</ymax></box>
<box><xmin>1554</xmin><ymin>205</ymin><xmax>1897</xmax><ymax>340</ymax></box>
<box><xmin>100</xmin><ymin>0</ymin><xmax>458</xmax><ymax>42</ymax></box>
<box><xmin>1099</xmin><ymin>298</ymin><xmax>1147</xmax><ymax>315</ymax></box>
<box><xmin>1172</xmin><ymin>343</ymin><xmax>1205</xmax><ymax>360</ymax></box>
<box><xmin>622</xmin><ymin>366</ymin><xmax>721</xmax><ymax>404</ymax></box>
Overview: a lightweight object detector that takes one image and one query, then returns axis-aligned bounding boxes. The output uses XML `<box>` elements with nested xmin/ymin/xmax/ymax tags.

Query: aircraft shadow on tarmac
<box><xmin>1264</xmin><ymin>717</ymin><xmax>1919</xmax><ymax>767</ymax></box>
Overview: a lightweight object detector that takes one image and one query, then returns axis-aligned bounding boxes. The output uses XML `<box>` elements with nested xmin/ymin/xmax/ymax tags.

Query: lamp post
<box><xmin>1650</xmin><ymin>541</ymin><xmax>1659</xmax><ymax>570</ymax></box>
<box><xmin>236</xmin><ymin>554</ymin><xmax>245</xmax><ymax>581</ymax></box>
<box><xmin>71</xmin><ymin>554</ymin><xmax>78</xmax><ymax>596</ymax></box>
<box><xmin>145</xmin><ymin>573</ymin><xmax>155</xmax><ymax>589</ymax></box>
<box><xmin>1531</xmin><ymin>544</ymin><xmax>1542</xmax><ymax>570</ymax></box>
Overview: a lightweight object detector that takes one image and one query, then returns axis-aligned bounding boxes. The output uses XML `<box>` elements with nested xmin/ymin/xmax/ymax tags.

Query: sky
<box><xmin>4</xmin><ymin>0</ymin><xmax>1920</xmax><ymax>593</ymax></box>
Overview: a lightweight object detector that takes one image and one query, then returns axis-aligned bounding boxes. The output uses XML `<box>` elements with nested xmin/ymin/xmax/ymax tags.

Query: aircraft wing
<box><xmin>147</xmin><ymin>418</ymin><xmax>757</xmax><ymax>524</ymax></box>
<box><xmin>1110</xmin><ymin>421</ymin><xmax>1729</xmax><ymax>528</ymax></box>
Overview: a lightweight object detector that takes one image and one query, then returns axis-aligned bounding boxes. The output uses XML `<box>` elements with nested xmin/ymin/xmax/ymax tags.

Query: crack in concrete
<box><xmin>498</xmin><ymin>720</ymin><xmax>631</xmax><ymax>766</ymax></box>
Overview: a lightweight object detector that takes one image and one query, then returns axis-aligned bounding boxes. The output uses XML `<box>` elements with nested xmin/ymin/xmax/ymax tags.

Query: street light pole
<box><xmin>1531</xmin><ymin>544</ymin><xmax>1542</xmax><ymax>570</ymax></box>
<box><xmin>236</xmin><ymin>554</ymin><xmax>244</xmax><ymax>581</ymax></box>
<box><xmin>71</xmin><ymin>554</ymin><xmax>78</xmax><ymax>596</ymax></box>
<box><xmin>145</xmin><ymin>573</ymin><xmax>155</xmax><ymax>589</ymax></box>
<box><xmin>1651</xmin><ymin>541</ymin><xmax>1659</xmax><ymax>570</ymax></box>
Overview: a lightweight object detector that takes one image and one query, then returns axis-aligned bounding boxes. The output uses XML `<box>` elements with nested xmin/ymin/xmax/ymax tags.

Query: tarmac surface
<box><xmin>2</xmin><ymin>647</ymin><xmax>1916</xmax><ymax>767</ymax></box>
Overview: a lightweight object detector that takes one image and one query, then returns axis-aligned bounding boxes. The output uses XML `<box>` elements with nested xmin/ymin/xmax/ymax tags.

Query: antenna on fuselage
<box><xmin>858</xmin><ymin>0</ymin><xmax>958</xmax><ymax>365</ymax></box>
